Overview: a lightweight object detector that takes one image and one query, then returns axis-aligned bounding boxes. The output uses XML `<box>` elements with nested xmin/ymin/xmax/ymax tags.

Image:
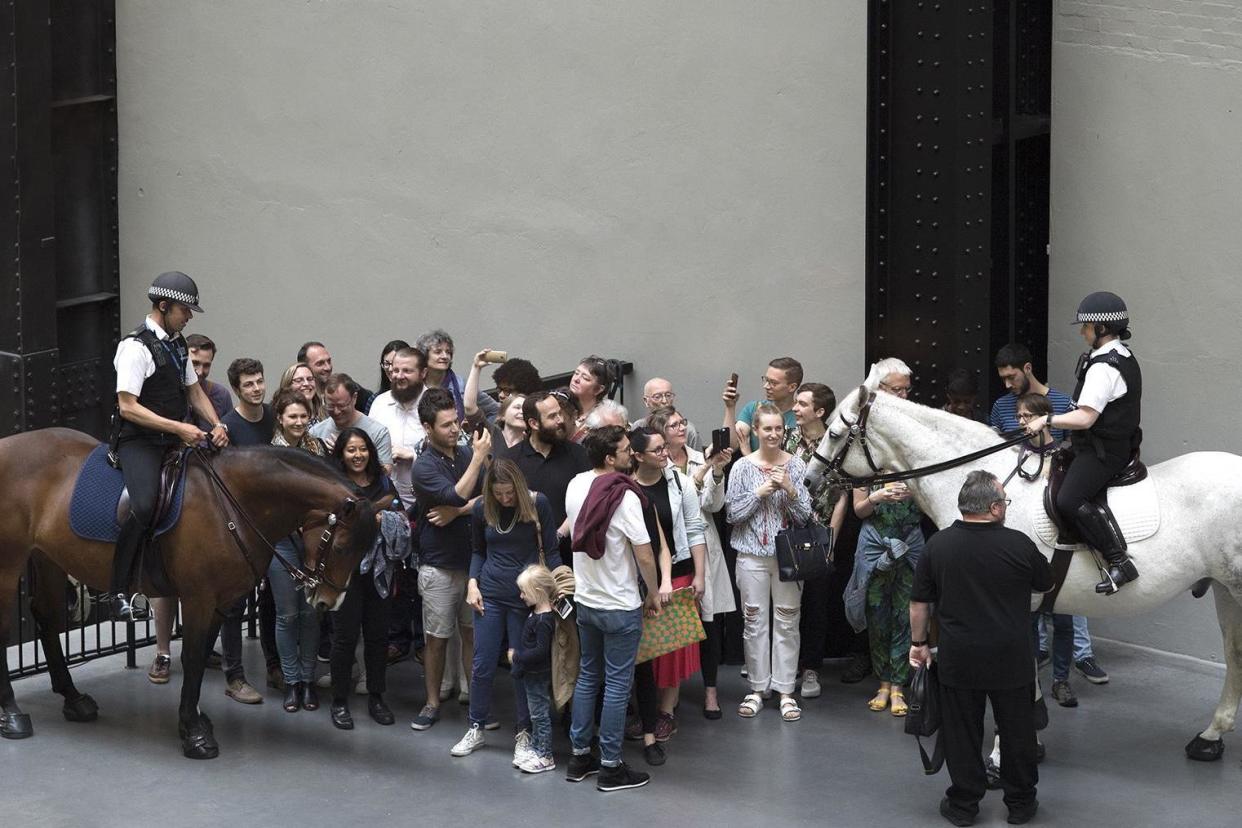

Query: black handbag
<box><xmin>774</xmin><ymin>521</ymin><xmax>834</xmax><ymax>582</ymax></box>
<box><xmin>904</xmin><ymin>660</ymin><xmax>944</xmax><ymax>774</ymax></box>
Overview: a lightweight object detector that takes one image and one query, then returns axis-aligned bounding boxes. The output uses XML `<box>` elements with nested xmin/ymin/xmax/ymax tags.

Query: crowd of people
<box><xmin>116</xmin><ymin>276</ymin><xmax>1136</xmax><ymax>816</ymax></box>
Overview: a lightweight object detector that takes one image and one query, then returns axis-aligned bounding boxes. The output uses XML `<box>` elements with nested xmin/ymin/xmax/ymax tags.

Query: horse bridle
<box><xmin>191</xmin><ymin>447</ymin><xmax>353</xmax><ymax>592</ymax></box>
<box><xmin>812</xmin><ymin>385</ymin><xmax>1033</xmax><ymax>489</ymax></box>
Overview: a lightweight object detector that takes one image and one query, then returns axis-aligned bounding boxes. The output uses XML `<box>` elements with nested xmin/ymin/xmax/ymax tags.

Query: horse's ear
<box><xmin>342</xmin><ymin>498</ymin><xmax>357</xmax><ymax>517</ymax></box>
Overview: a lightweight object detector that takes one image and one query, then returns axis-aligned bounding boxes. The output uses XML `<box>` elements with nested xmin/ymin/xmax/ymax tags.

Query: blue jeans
<box><xmin>524</xmin><ymin>669</ymin><xmax>553</xmax><ymax>758</ymax></box>
<box><xmin>1031</xmin><ymin>612</ymin><xmax>1073</xmax><ymax>682</ymax></box>
<box><xmin>1035</xmin><ymin>613</ymin><xmax>1094</xmax><ymax>662</ymax></box>
<box><xmin>269</xmin><ymin>538</ymin><xmax>320</xmax><ymax>684</ymax></box>
<box><xmin>570</xmin><ymin>603</ymin><xmax>642</xmax><ymax>768</ymax></box>
<box><xmin>469</xmin><ymin>598</ymin><xmax>530</xmax><ymax>730</ymax></box>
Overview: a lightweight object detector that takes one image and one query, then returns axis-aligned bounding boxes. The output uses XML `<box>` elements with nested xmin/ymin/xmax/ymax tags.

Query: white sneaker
<box><xmin>451</xmin><ymin>724</ymin><xmax>486</xmax><ymax>757</ymax></box>
<box><xmin>512</xmin><ymin>730</ymin><xmax>535</xmax><ymax>768</ymax></box>
<box><xmin>518</xmin><ymin>753</ymin><xmax>556</xmax><ymax>774</ymax></box>
<box><xmin>354</xmin><ymin>672</ymin><xmax>370</xmax><ymax>695</ymax></box>
<box><xmin>801</xmin><ymin>669</ymin><xmax>822</xmax><ymax>699</ymax></box>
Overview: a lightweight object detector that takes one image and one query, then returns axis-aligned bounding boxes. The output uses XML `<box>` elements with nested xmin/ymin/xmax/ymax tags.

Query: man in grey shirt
<box><xmin>310</xmin><ymin>373</ymin><xmax>393</xmax><ymax>468</ymax></box>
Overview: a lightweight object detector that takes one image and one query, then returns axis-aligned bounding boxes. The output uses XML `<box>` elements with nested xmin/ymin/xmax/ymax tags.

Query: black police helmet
<box><xmin>147</xmin><ymin>271</ymin><xmax>204</xmax><ymax>313</ymax></box>
<box><xmin>1073</xmin><ymin>291</ymin><xmax>1127</xmax><ymax>326</ymax></box>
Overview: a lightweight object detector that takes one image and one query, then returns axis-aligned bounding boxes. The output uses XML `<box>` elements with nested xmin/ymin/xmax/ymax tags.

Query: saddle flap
<box><xmin>1033</xmin><ymin>474</ymin><xmax>1160</xmax><ymax>549</ymax></box>
<box><xmin>116</xmin><ymin>450</ymin><xmax>186</xmax><ymax>526</ymax></box>
<box><xmin>70</xmin><ymin>444</ymin><xmax>189</xmax><ymax>544</ymax></box>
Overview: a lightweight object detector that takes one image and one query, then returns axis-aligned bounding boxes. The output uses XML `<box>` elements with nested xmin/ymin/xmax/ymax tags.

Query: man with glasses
<box><xmin>631</xmin><ymin>377</ymin><xmax>703</xmax><ymax>451</ymax></box>
<box><xmin>909</xmin><ymin>470</ymin><xmax>1053</xmax><ymax>827</ymax></box>
<box><xmin>989</xmin><ymin>343</ymin><xmax>1108</xmax><ymax>686</ymax></box>
<box><xmin>310</xmin><ymin>373</ymin><xmax>393</xmax><ymax>469</ymax></box>
<box><xmin>730</xmin><ymin>357</ymin><xmax>802</xmax><ymax>455</ymax></box>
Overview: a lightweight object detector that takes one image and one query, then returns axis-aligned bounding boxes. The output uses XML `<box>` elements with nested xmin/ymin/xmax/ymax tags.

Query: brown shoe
<box><xmin>226</xmin><ymin>678</ymin><xmax>263</xmax><ymax>704</ymax></box>
<box><xmin>147</xmin><ymin>653</ymin><xmax>172</xmax><ymax>685</ymax></box>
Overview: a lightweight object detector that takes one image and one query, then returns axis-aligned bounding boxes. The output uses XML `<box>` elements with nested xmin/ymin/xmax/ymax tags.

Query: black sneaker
<box><xmin>565</xmin><ymin>751</ymin><xmax>600</xmax><ymax>782</ymax></box>
<box><xmin>840</xmin><ymin>653</ymin><xmax>871</xmax><ymax>684</ymax></box>
<box><xmin>643</xmin><ymin>742</ymin><xmax>666</xmax><ymax>766</ymax></box>
<box><xmin>939</xmin><ymin>797</ymin><xmax>976</xmax><ymax>826</ymax></box>
<box><xmin>1007</xmin><ymin>800</ymin><xmax>1039</xmax><ymax>825</ymax></box>
<box><xmin>1074</xmin><ymin>657</ymin><xmax>1109</xmax><ymax>684</ymax></box>
<box><xmin>597</xmin><ymin>761</ymin><xmax>650</xmax><ymax>792</ymax></box>
<box><xmin>1051</xmin><ymin>679</ymin><xmax>1078</xmax><ymax>708</ymax></box>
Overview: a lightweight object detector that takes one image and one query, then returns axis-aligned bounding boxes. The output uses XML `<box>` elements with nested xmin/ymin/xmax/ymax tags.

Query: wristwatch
<box><xmin>214</xmin><ymin>422</ymin><xmax>228</xmax><ymax>431</ymax></box>
<box><xmin>911</xmin><ymin>639</ymin><xmax>928</xmax><ymax>647</ymax></box>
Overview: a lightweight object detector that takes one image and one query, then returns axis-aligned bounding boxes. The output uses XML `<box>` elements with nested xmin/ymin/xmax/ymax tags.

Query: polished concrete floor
<box><xmin>3</xmin><ymin>639</ymin><xmax>1238</xmax><ymax>828</ymax></box>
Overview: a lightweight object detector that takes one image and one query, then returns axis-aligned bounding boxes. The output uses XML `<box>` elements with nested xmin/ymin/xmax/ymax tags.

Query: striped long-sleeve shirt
<box><xmin>725</xmin><ymin>455</ymin><xmax>813</xmax><ymax>557</ymax></box>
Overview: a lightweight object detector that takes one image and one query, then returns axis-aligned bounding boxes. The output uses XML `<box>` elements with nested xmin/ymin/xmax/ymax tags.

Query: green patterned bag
<box><xmin>637</xmin><ymin>587</ymin><xmax>706</xmax><ymax>664</ymax></box>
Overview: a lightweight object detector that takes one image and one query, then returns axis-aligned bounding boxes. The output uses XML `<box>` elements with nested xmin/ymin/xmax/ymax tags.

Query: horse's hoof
<box><xmin>62</xmin><ymin>693</ymin><xmax>99</xmax><ymax>723</ymax></box>
<box><xmin>181</xmin><ymin>727</ymin><xmax>219</xmax><ymax>760</ymax></box>
<box><xmin>0</xmin><ymin>712</ymin><xmax>33</xmax><ymax>739</ymax></box>
<box><xmin>1185</xmin><ymin>734</ymin><xmax>1224</xmax><ymax>762</ymax></box>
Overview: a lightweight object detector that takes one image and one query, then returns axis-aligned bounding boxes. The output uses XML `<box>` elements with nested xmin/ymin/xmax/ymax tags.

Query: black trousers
<box><xmin>635</xmin><ymin>660</ymin><xmax>659</xmax><ymax>732</ymax></box>
<box><xmin>798</xmin><ymin>573</ymin><xmax>832</xmax><ymax>670</ymax></box>
<box><xmin>331</xmin><ymin>572</ymin><xmax>392</xmax><ymax>702</ymax></box>
<box><xmin>940</xmin><ymin>683</ymin><xmax>1038</xmax><ymax>817</ymax></box>
<box><xmin>1055</xmin><ymin>448</ymin><xmax>1127</xmax><ymax>523</ymax></box>
<box><xmin>113</xmin><ymin>438</ymin><xmax>166</xmax><ymax>592</ymax></box>
<box><xmin>700</xmin><ymin>615</ymin><xmax>723</xmax><ymax>687</ymax></box>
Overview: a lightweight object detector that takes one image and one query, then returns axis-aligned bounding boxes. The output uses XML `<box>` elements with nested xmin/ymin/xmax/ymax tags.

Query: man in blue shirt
<box><xmin>409</xmin><ymin>387</ymin><xmax>490</xmax><ymax>731</ymax></box>
<box><xmin>989</xmin><ymin>343</ymin><xmax>1108</xmax><ymax>686</ymax></box>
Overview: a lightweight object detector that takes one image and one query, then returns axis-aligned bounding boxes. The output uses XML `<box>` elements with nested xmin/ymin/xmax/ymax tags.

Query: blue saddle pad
<box><xmin>69</xmin><ymin>445</ymin><xmax>188</xmax><ymax>543</ymax></box>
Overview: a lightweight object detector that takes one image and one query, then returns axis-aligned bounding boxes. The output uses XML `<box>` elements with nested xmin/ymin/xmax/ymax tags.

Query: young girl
<box><xmin>510</xmin><ymin>564</ymin><xmax>560</xmax><ymax>774</ymax></box>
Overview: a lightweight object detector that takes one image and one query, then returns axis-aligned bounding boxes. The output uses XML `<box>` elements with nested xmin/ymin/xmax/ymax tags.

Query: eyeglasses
<box><xmin>1016</xmin><ymin>412</ymin><xmax>1036</xmax><ymax>422</ymax></box>
<box><xmin>381</xmin><ymin>360</ymin><xmax>395</xmax><ymax>370</ymax></box>
<box><xmin>642</xmin><ymin>444</ymin><xmax>669</xmax><ymax>455</ymax></box>
<box><xmin>879</xmin><ymin>381</ymin><xmax>911</xmax><ymax>397</ymax></box>
<box><xmin>647</xmin><ymin>392</ymin><xmax>675</xmax><ymax>403</ymax></box>
<box><xmin>993</xmin><ymin>498</ymin><xmax>1012</xmax><ymax>507</ymax></box>
<box><xmin>291</xmin><ymin>377</ymin><xmax>315</xmax><ymax>386</ymax></box>
<box><xmin>667</xmin><ymin>420</ymin><xmax>687</xmax><ymax>430</ymax></box>
<box><xmin>760</xmin><ymin>376</ymin><xmax>783</xmax><ymax>387</ymax></box>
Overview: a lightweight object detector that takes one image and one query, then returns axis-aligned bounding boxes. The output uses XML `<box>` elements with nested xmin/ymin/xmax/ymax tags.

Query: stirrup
<box><xmin>112</xmin><ymin>592</ymin><xmax>151</xmax><ymax>622</ymax></box>
<box><xmin>1094</xmin><ymin>559</ymin><xmax>1138</xmax><ymax>596</ymax></box>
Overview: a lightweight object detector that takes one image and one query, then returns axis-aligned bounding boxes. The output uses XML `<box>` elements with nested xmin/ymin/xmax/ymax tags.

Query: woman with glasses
<box><xmin>648</xmin><ymin>406</ymin><xmax>735</xmax><ymax>720</ymax></box>
<box><xmin>363</xmin><ymin>339</ymin><xmax>409</xmax><ymax>415</ymax></box>
<box><xmin>278</xmin><ymin>362</ymin><xmax>324</xmax><ymax>425</ymax></box>
<box><xmin>847</xmin><ymin>358</ymin><xmax>923</xmax><ymax>717</ymax></box>
<box><xmin>1016</xmin><ymin>393</ymin><xmax>1079</xmax><ymax>708</ymax></box>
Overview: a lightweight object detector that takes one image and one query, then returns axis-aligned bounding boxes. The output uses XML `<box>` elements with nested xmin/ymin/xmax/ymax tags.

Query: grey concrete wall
<box><xmin>115</xmin><ymin>1</ymin><xmax>867</xmax><ymax>432</ymax></box>
<box><xmin>1049</xmin><ymin>0</ymin><xmax>1242</xmax><ymax>662</ymax></box>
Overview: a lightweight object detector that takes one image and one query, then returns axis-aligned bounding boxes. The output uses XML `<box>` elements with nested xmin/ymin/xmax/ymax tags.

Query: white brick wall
<box><xmin>1057</xmin><ymin>0</ymin><xmax>1242</xmax><ymax>68</ymax></box>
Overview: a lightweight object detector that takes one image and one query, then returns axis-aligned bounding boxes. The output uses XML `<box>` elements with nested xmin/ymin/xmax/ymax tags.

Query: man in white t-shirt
<box><xmin>563</xmin><ymin>425</ymin><xmax>660</xmax><ymax>792</ymax></box>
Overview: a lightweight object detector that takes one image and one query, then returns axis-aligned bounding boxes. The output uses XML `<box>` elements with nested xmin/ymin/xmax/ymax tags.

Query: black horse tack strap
<box><xmin>814</xmin><ymin>386</ymin><xmax>1032</xmax><ymax>489</ymax></box>
<box><xmin>1037</xmin><ymin>547</ymin><xmax>1075</xmax><ymax>614</ymax></box>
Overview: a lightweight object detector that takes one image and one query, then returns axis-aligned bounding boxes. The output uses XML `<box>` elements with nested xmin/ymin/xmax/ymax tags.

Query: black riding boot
<box><xmin>110</xmin><ymin>517</ymin><xmax>149</xmax><ymax>621</ymax></box>
<box><xmin>1073</xmin><ymin>503</ymin><xmax>1138</xmax><ymax>595</ymax></box>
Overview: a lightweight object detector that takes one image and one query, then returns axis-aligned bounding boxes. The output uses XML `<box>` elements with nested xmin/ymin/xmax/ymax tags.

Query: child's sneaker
<box><xmin>519</xmin><ymin>753</ymin><xmax>556</xmax><ymax>774</ymax></box>
<box><xmin>512</xmin><ymin>730</ymin><xmax>535</xmax><ymax>768</ymax></box>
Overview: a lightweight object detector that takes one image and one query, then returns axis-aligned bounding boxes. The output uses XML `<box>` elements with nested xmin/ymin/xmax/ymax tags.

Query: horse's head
<box><xmin>302</xmin><ymin>495</ymin><xmax>380</xmax><ymax>612</ymax></box>
<box><xmin>805</xmin><ymin>371</ymin><xmax>907</xmax><ymax>491</ymax></box>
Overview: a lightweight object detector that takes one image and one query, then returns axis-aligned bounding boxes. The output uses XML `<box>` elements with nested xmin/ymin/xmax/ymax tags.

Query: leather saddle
<box><xmin>117</xmin><ymin>449</ymin><xmax>186</xmax><ymax>529</ymax></box>
<box><xmin>1043</xmin><ymin>446</ymin><xmax>1147</xmax><ymax>547</ymax></box>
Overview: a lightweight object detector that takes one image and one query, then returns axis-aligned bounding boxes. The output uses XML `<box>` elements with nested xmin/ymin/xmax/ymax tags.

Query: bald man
<box><xmin>631</xmin><ymin>377</ymin><xmax>703</xmax><ymax>451</ymax></box>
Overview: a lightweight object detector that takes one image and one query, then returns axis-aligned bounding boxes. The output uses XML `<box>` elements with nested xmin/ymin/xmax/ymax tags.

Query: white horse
<box><xmin>804</xmin><ymin>379</ymin><xmax>1242</xmax><ymax>762</ymax></box>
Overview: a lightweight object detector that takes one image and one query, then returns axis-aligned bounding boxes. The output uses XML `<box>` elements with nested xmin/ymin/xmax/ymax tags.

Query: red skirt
<box><xmin>652</xmin><ymin>573</ymin><xmax>702</xmax><ymax>688</ymax></box>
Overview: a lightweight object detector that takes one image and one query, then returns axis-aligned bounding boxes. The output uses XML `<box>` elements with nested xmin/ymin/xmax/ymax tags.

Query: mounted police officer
<box><xmin>109</xmin><ymin>272</ymin><xmax>230</xmax><ymax>620</ymax></box>
<box><xmin>1024</xmin><ymin>291</ymin><xmax>1140</xmax><ymax>595</ymax></box>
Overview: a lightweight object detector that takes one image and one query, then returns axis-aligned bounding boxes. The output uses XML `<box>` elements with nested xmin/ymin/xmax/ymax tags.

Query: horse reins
<box><xmin>812</xmin><ymin>386</ymin><xmax>1033</xmax><ymax>488</ymax></box>
<box><xmin>190</xmin><ymin>447</ymin><xmax>350</xmax><ymax>592</ymax></box>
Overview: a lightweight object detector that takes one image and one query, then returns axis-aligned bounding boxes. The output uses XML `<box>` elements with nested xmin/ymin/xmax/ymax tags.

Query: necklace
<box><xmin>495</xmin><ymin>509</ymin><xmax>518</xmax><ymax>534</ymax></box>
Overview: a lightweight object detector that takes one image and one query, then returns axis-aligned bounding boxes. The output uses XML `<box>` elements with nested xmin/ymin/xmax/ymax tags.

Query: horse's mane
<box><xmin>215</xmin><ymin>445</ymin><xmax>354</xmax><ymax>489</ymax></box>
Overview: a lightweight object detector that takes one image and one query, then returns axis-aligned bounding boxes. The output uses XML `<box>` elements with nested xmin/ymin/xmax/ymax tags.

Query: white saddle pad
<box><xmin>1030</xmin><ymin>476</ymin><xmax>1160</xmax><ymax>548</ymax></box>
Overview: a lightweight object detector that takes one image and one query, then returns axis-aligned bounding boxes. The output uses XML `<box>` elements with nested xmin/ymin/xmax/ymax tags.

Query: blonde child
<box><xmin>510</xmin><ymin>565</ymin><xmax>559</xmax><ymax>773</ymax></box>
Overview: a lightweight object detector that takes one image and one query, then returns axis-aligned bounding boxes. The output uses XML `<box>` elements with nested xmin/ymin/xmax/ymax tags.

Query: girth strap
<box><xmin>1037</xmin><ymin>547</ymin><xmax>1075</xmax><ymax>614</ymax></box>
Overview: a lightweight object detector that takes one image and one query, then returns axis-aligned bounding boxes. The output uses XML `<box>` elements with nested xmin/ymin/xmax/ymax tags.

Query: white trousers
<box><xmin>736</xmin><ymin>553</ymin><xmax>802</xmax><ymax>695</ymax></box>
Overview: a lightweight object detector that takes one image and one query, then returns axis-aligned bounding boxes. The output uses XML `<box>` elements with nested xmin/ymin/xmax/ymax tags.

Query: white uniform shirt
<box><xmin>366</xmin><ymin>388</ymin><xmax>428</xmax><ymax>504</ymax></box>
<box><xmin>113</xmin><ymin>316</ymin><xmax>198</xmax><ymax>396</ymax></box>
<box><xmin>1075</xmin><ymin>340</ymin><xmax>1130</xmax><ymax>415</ymax></box>
<box><xmin>565</xmin><ymin>470</ymin><xmax>651</xmax><ymax>612</ymax></box>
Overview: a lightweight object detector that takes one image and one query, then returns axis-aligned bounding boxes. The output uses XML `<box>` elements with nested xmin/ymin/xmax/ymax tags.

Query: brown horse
<box><xmin>0</xmin><ymin>428</ymin><xmax>378</xmax><ymax>759</ymax></box>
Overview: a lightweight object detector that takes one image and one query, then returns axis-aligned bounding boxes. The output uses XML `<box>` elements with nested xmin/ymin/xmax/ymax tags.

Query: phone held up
<box><xmin>711</xmin><ymin>427</ymin><xmax>731</xmax><ymax>455</ymax></box>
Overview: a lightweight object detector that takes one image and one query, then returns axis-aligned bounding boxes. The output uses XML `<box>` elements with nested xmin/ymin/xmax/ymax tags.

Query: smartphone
<box><xmin>482</xmin><ymin>350</ymin><xmax>508</xmax><ymax>364</ymax></box>
<box><xmin>728</xmin><ymin>372</ymin><xmax>738</xmax><ymax>388</ymax></box>
<box><xmin>554</xmin><ymin>596</ymin><xmax>575</xmax><ymax>620</ymax></box>
<box><xmin>711</xmin><ymin>427</ymin><xmax>731</xmax><ymax>455</ymax></box>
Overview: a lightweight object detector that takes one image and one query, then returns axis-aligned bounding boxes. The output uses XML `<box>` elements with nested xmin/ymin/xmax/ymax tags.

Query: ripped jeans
<box><xmin>736</xmin><ymin>553</ymin><xmax>803</xmax><ymax>695</ymax></box>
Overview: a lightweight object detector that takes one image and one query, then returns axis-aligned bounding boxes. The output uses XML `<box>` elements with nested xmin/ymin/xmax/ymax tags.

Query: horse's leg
<box><xmin>27</xmin><ymin>554</ymin><xmax>98</xmax><ymax>722</ymax></box>
<box><xmin>0</xmin><ymin>588</ymin><xmax>34</xmax><ymax>739</ymax></box>
<box><xmin>1186</xmin><ymin>585</ymin><xmax>1242</xmax><ymax>761</ymax></box>
<box><xmin>177</xmin><ymin>598</ymin><xmax>220</xmax><ymax>760</ymax></box>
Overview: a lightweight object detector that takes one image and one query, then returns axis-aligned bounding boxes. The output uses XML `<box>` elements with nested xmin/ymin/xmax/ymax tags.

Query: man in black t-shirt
<box><xmin>909</xmin><ymin>470</ymin><xmax>1053</xmax><ymax>827</ymax></box>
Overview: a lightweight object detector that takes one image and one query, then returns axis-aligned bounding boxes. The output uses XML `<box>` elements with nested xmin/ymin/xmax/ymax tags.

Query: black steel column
<box><xmin>867</xmin><ymin>0</ymin><xmax>1051</xmax><ymax>403</ymax></box>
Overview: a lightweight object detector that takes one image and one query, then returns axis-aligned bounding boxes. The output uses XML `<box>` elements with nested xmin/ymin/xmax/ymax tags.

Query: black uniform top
<box><xmin>117</xmin><ymin>323</ymin><xmax>192</xmax><ymax>442</ymax></box>
<box><xmin>911</xmin><ymin>520</ymin><xmax>1053</xmax><ymax>690</ymax></box>
<box><xmin>1071</xmin><ymin>348</ymin><xmax>1142</xmax><ymax>459</ymax></box>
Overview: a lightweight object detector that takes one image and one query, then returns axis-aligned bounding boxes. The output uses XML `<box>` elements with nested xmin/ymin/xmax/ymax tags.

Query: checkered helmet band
<box><xmin>148</xmin><ymin>286</ymin><xmax>199</xmax><ymax>306</ymax></box>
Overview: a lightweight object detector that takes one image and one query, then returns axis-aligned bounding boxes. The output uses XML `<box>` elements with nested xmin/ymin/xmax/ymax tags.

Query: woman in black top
<box><xmin>328</xmin><ymin>427</ymin><xmax>404</xmax><ymax>730</ymax></box>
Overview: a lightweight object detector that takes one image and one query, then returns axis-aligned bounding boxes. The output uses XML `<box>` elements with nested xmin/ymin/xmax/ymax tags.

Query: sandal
<box><xmin>889</xmin><ymin>689</ymin><xmax>908</xmax><ymax>717</ymax></box>
<box><xmin>867</xmin><ymin>688</ymin><xmax>891</xmax><ymax>712</ymax></box>
<box><xmin>737</xmin><ymin>693</ymin><xmax>763</xmax><ymax>718</ymax></box>
<box><xmin>779</xmin><ymin>696</ymin><xmax>802</xmax><ymax>722</ymax></box>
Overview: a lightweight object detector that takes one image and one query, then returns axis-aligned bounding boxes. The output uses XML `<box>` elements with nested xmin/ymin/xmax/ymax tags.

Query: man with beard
<box><xmin>500</xmin><ymin>391</ymin><xmax>592</xmax><ymax>559</ymax></box>
<box><xmin>368</xmin><ymin>346</ymin><xmax>430</xmax><ymax>505</ymax></box>
<box><xmin>988</xmin><ymin>343</ymin><xmax>1108</xmax><ymax>685</ymax></box>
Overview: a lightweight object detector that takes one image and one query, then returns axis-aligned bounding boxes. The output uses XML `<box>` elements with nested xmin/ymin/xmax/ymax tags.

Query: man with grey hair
<box><xmin>909</xmin><ymin>470</ymin><xmax>1053</xmax><ymax>826</ymax></box>
<box><xmin>631</xmin><ymin>377</ymin><xmax>702</xmax><ymax>450</ymax></box>
<box><xmin>584</xmin><ymin>399</ymin><xmax>628</xmax><ymax>430</ymax></box>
